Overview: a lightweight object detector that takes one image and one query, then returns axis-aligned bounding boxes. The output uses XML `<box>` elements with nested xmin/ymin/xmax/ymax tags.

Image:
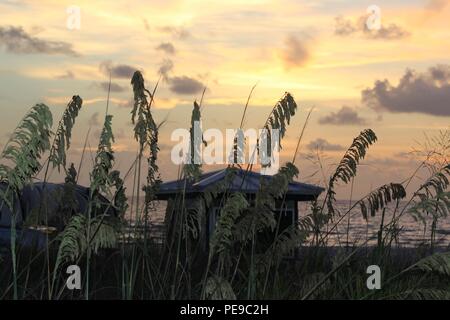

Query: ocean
<box><xmin>126</xmin><ymin>198</ymin><xmax>450</xmax><ymax>248</ymax></box>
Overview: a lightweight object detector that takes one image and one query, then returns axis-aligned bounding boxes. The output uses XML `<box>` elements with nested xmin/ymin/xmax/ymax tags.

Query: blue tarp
<box><xmin>0</xmin><ymin>181</ymin><xmax>116</xmax><ymax>249</ymax></box>
<box><xmin>0</xmin><ymin>227</ymin><xmax>48</xmax><ymax>249</ymax></box>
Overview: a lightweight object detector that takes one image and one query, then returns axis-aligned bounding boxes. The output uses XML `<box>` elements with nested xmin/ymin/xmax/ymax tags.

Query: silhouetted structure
<box><xmin>155</xmin><ymin>168</ymin><xmax>324</xmax><ymax>252</ymax></box>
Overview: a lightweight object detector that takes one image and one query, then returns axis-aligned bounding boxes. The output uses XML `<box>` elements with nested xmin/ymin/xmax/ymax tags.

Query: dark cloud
<box><xmin>99</xmin><ymin>61</ymin><xmax>139</xmax><ymax>79</ymax></box>
<box><xmin>334</xmin><ymin>16</ymin><xmax>357</xmax><ymax>36</ymax></box>
<box><xmin>158</xmin><ymin>59</ymin><xmax>174</xmax><ymax>80</ymax></box>
<box><xmin>155</xmin><ymin>42</ymin><xmax>176</xmax><ymax>55</ymax></box>
<box><xmin>96</xmin><ymin>81</ymin><xmax>126</xmax><ymax>93</ymax></box>
<box><xmin>362</xmin><ymin>64</ymin><xmax>450</xmax><ymax>116</ymax></box>
<box><xmin>0</xmin><ymin>25</ymin><xmax>79</xmax><ymax>56</ymax></box>
<box><xmin>56</xmin><ymin>70</ymin><xmax>75</xmax><ymax>79</ymax></box>
<box><xmin>280</xmin><ymin>35</ymin><xmax>310</xmax><ymax>68</ymax></box>
<box><xmin>156</xmin><ymin>58</ymin><xmax>203</xmax><ymax>95</ymax></box>
<box><xmin>1</xmin><ymin>0</ymin><xmax>25</xmax><ymax>7</ymax></box>
<box><xmin>306</xmin><ymin>138</ymin><xmax>345</xmax><ymax>151</ymax></box>
<box><xmin>334</xmin><ymin>15</ymin><xmax>409</xmax><ymax>40</ymax></box>
<box><xmin>158</xmin><ymin>26</ymin><xmax>190</xmax><ymax>39</ymax></box>
<box><xmin>168</xmin><ymin>76</ymin><xmax>204</xmax><ymax>95</ymax></box>
<box><xmin>368</xmin><ymin>23</ymin><xmax>409</xmax><ymax>40</ymax></box>
<box><xmin>319</xmin><ymin>106</ymin><xmax>368</xmax><ymax>126</ymax></box>
<box><xmin>429</xmin><ymin>64</ymin><xmax>450</xmax><ymax>81</ymax></box>
<box><xmin>426</xmin><ymin>0</ymin><xmax>449</xmax><ymax>10</ymax></box>
<box><xmin>88</xmin><ymin>112</ymin><xmax>100</xmax><ymax>127</ymax></box>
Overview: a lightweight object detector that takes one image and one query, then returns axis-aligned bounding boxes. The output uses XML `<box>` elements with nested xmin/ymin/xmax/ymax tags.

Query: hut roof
<box><xmin>155</xmin><ymin>168</ymin><xmax>324</xmax><ymax>201</ymax></box>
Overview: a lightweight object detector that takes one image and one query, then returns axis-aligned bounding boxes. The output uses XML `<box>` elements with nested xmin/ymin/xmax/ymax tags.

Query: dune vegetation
<box><xmin>0</xmin><ymin>71</ymin><xmax>450</xmax><ymax>300</ymax></box>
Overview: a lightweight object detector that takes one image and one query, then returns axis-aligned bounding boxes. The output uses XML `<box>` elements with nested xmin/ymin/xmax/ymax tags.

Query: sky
<box><xmin>0</xmin><ymin>0</ymin><xmax>449</xmax><ymax>199</ymax></box>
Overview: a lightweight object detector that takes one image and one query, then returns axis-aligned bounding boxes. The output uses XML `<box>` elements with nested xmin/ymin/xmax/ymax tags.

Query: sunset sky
<box><xmin>0</xmin><ymin>0</ymin><xmax>449</xmax><ymax>199</ymax></box>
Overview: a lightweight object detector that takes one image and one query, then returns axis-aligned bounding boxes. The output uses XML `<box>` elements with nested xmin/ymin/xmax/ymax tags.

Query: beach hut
<box><xmin>155</xmin><ymin>168</ymin><xmax>324</xmax><ymax>252</ymax></box>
